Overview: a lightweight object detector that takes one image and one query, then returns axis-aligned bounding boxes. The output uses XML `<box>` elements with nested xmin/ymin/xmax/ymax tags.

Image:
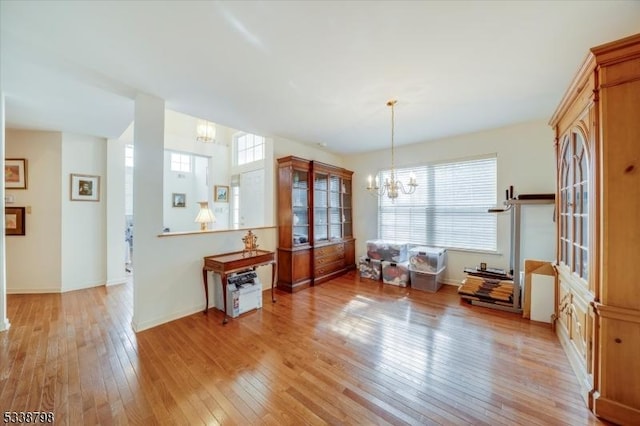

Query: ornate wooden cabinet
<box><xmin>277</xmin><ymin>156</ymin><xmax>356</xmax><ymax>292</ymax></box>
<box><xmin>550</xmin><ymin>33</ymin><xmax>640</xmax><ymax>424</ymax></box>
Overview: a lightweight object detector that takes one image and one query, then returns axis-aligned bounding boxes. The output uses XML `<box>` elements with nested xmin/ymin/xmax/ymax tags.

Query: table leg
<box><xmin>271</xmin><ymin>262</ymin><xmax>277</xmax><ymax>303</ymax></box>
<box><xmin>221</xmin><ymin>274</ymin><xmax>229</xmax><ymax>325</ymax></box>
<box><xmin>202</xmin><ymin>268</ymin><xmax>209</xmax><ymax>314</ymax></box>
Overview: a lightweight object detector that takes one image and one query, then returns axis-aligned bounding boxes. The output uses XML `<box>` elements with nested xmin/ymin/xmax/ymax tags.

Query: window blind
<box><xmin>378</xmin><ymin>156</ymin><xmax>497</xmax><ymax>251</ymax></box>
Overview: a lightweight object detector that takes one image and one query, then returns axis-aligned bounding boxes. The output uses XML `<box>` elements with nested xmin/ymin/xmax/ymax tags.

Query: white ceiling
<box><xmin>2</xmin><ymin>1</ymin><xmax>639</xmax><ymax>155</ymax></box>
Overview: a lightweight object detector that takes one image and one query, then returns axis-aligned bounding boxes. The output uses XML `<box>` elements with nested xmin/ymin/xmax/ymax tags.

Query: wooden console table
<box><xmin>202</xmin><ymin>250</ymin><xmax>276</xmax><ymax>324</ymax></box>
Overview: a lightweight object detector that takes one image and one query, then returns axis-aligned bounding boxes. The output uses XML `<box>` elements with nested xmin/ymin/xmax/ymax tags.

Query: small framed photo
<box><xmin>172</xmin><ymin>193</ymin><xmax>186</xmax><ymax>208</ymax></box>
<box><xmin>4</xmin><ymin>158</ymin><xmax>28</xmax><ymax>189</ymax></box>
<box><xmin>5</xmin><ymin>207</ymin><xmax>26</xmax><ymax>236</ymax></box>
<box><xmin>70</xmin><ymin>174</ymin><xmax>100</xmax><ymax>201</ymax></box>
<box><xmin>214</xmin><ymin>185</ymin><xmax>229</xmax><ymax>202</ymax></box>
<box><xmin>480</xmin><ymin>262</ymin><xmax>487</xmax><ymax>271</ymax></box>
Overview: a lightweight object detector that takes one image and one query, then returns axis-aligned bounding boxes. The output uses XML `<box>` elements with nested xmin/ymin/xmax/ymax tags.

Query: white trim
<box><xmin>131</xmin><ymin>304</ymin><xmax>203</xmax><ymax>332</ymax></box>
<box><xmin>0</xmin><ymin>318</ymin><xmax>10</xmax><ymax>332</ymax></box>
<box><xmin>7</xmin><ymin>287</ymin><xmax>60</xmax><ymax>294</ymax></box>
<box><xmin>107</xmin><ymin>277</ymin><xmax>128</xmax><ymax>286</ymax></box>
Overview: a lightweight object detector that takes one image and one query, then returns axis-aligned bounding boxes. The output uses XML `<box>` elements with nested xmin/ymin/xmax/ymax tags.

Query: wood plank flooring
<box><xmin>1</xmin><ymin>271</ymin><xmax>606</xmax><ymax>425</ymax></box>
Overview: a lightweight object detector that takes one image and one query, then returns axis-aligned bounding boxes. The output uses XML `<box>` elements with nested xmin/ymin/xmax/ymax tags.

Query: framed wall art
<box><xmin>214</xmin><ymin>185</ymin><xmax>229</xmax><ymax>202</ymax></box>
<box><xmin>70</xmin><ymin>174</ymin><xmax>100</xmax><ymax>201</ymax></box>
<box><xmin>5</xmin><ymin>206</ymin><xmax>25</xmax><ymax>236</ymax></box>
<box><xmin>4</xmin><ymin>158</ymin><xmax>28</xmax><ymax>189</ymax></box>
<box><xmin>172</xmin><ymin>193</ymin><xmax>186</xmax><ymax>207</ymax></box>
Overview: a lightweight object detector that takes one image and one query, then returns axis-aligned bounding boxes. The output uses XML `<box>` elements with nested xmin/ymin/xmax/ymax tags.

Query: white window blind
<box><xmin>378</xmin><ymin>156</ymin><xmax>497</xmax><ymax>251</ymax></box>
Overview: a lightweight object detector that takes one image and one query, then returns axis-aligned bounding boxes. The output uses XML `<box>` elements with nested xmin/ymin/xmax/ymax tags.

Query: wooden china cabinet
<box><xmin>549</xmin><ymin>33</ymin><xmax>640</xmax><ymax>424</ymax></box>
<box><xmin>277</xmin><ymin>156</ymin><xmax>355</xmax><ymax>292</ymax></box>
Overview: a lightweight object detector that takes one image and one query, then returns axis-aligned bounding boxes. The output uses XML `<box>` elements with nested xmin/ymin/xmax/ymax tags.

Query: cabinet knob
<box><xmin>614</xmin><ymin>338</ymin><xmax>622</xmax><ymax>344</ymax></box>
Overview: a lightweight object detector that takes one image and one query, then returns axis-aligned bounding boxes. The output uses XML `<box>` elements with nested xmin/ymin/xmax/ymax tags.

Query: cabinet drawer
<box><xmin>315</xmin><ymin>251</ymin><xmax>345</xmax><ymax>265</ymax></box>
<box><xmin>315</xmin><ymin>259</ymin><xmax>344</xmax><ymax>276</ymax></box>
<box><xmin>315</xmin><ymin>243</ymin><xmax>344</xmax><ymax>257</ymax></box>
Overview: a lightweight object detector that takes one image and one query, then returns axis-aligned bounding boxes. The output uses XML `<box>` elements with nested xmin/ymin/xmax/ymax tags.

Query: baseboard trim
<box><xmin>0</xmin><ymin>318</ymin><xmax>10</xmax><ymax>332</ymax></box>
<box><xmin>594</xmin><ymin>395</ymin><xmax>640</xmax><ymax>425</ymax></box>
<box><xmin>61</xmin><ymin>280</ymin><xmax>105</xmax><ymax>293</ymax></box>
<box><xmin>107</xmin><ymin>277</ymin><xmax>128</xmax><ymax>286</ymax></box>
<box><xmin>7</xmin><ymin>287</ymin><xmax>60</xmax><ymax>294</ymax></box>
<box><xmin>132</xmin><ymin>304</ymin><xmax>203</xmax><ymax>333</ymax></box>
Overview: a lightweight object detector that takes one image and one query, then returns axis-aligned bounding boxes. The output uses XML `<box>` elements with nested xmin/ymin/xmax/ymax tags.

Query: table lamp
<box><xmin>195</xmin><ymin>201</ymin><xmax>216</xmax><ymax>231</ymax></box>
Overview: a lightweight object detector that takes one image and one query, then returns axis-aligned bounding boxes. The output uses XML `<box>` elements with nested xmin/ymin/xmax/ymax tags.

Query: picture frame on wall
<box><xmin>172</xmin><ymin>193</ymin><xmax>186</xmax><ymax>207</ymax></box>
<box><xmin>214</xmin><ymin>185</ymin><xmax>229</xmax><ymax>202</ymax></box>
<box><xmin>70</xmin><ymin>174</ymin><xmax>100</xmax><ymax>201</ymax></box>
<box><xmin>4</xmin><ymin>158</ymin><xmax>28</xmax><ymax>189</ymax></box>
<box><xmin>5</xmin><ymin>207</ymin><xmax>26</xmax><ymax>236</ymax></box>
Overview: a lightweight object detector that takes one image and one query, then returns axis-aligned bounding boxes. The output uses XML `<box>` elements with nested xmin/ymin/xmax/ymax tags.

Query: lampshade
<box><xmin>196</xmin><ymin>120</ymin><xmax>216</xmax><ymax>143</ymax></box>
<box><xmin>194</xmin><ymin>201</ymin><xmax>216</xmax><ymax>230</ymax></box>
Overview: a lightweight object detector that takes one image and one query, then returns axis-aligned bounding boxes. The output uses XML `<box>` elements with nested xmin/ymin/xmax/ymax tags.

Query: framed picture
<box><xmin>4</xmin><ymin>158</ymin><xmax>28</xmax><ymax>189</ymax></box>
<box><xmin>5</xmin><ymin>207</ymin><xmax>25</xmax><ymax>236</ymax></box>
<box><xmin>214</xmin><ymin>185</ymin><xmax>229</xmax><ymax>202</ymax></box>
<box><xmin>70</xmin><ymin>174</ymin><xmax>100</xmax><ymax>201</ymax></box>
<box><xmin>172</xmin><ymin>193</ymin><xmax>186</xmax><ymax>207</ymax></box>
<box><xmin>480</xmin><ymin>262</ymin><xmax>487</xmax><ymax>271</ymax></box>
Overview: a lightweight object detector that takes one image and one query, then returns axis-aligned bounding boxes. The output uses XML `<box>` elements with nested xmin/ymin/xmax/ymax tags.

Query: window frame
<box><xmin>233</xmin><ymin>132</ymin><xmax>265</xmax><ymax>166</ymax></box>
<box><xmin>169</xmin><ymin>152</ymin><xmax>192</xmax><ymax>173</ymax></box>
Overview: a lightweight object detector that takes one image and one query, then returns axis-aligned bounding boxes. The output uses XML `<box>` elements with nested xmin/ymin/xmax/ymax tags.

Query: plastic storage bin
<box><xmin>358</xmin><ymin>256</ymin><xmax>382</xmax><ymax>281</ymax></box>
<box><xmin>409</xmin><ymin>246</ymin><xmax>447</xmax><ymax>273</ymax></box>
<box><xmin>381</xmin><ymin>260</ymin><xmax>411</xmax><ymax>287</ymax></box>
<box><xmin>410</xmin><ymin>267</ymin><xmax>446</xmax><ymax>293</ymax></box>
<box><xmin>366</xmin><ymin>240</ymin><xmax>409</xmax><ymax>262</ymax></box>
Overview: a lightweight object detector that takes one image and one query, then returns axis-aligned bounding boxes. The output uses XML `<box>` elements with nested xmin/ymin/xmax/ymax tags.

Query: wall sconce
<box><xmin>195</xmin><ymin>201</ymin><xmax>216</xmax><ymax>231</ymax></box>
<box><xmin>196</xmin><ymin>120</ymin><xmax>216</xmax><ymax>143</ymax></box>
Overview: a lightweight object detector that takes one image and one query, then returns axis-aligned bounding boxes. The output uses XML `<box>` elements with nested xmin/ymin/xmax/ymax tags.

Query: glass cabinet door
<box><xmin>329</xmin><ymin>175</ymin><xmax>342</xmax><ymax>239</ymax></box>
<box><xmin>559</xmin><ymin>130</ymin><xmax>589</xmax><ymax>281</ymax></box>
<box><xmin>292</xmin><ymin>169</ymin><xmax>310</xmax><ymax>245</ymax></box>
<box><xmin>342</xmin><ymin>178</ymin><xmax>352</xmax><ymax>238</ymax></box>
<box><xmin>314</xmin><ymin>172</ymin><xmax>329</xmax><ymax>242</ymax></box>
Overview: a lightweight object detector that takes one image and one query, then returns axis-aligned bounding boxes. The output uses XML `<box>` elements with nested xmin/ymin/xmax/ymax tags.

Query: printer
<box><xmin>213</xmin><ymin>270</ymin><xmax>263</xmax><ymax>318</ymax></box>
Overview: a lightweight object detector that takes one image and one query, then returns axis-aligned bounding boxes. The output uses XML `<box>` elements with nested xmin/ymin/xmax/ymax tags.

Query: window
<box><xmin>378</xmin><ymin>156</ymin><xmax>497</xmax><ymax>251</ymax></box>
<box><xmin>234</xmin><ymin>133</ymin><xmax>265</xmax><ymax>166</ymax></box>
<box><xmin>125</xmin><ymin>144</ymin><xmax>134</xmax><ymax>168</ymax></box>
<box><xmin>231</xmin><ymin>174</ymin><xmax>241</xmax><ymax>228</ymax></box>
<box><xmin>170</xmin><ymin>152</ymin><xmax>191</xmax><ymax>172</ymax></box>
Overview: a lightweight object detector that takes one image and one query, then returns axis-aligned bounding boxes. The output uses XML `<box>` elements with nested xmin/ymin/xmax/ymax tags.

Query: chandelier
<box><xmin>196</xmin><ymin>119</ymin><xmax>216</xmax><ymax>143</ymax></box>
<box><xmin>366</xmin><ymin>100</ymin><xmax>417</xmax><ymax>200</ymax></box>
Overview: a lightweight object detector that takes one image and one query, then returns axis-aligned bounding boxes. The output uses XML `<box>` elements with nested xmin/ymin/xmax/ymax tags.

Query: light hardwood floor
<box><xmin>1</xmin><ymin>271</ymin><xmax>606</xmax><ymax>425</ymax></box>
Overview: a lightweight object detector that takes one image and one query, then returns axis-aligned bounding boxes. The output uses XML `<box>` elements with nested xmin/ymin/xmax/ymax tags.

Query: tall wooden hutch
<box><xmin>549</xmin><ymin>33</ymin><xmax>640</xmax><ymax>424</ymax></box>
<box><xmin>277</xmin><ymin>156</ymin><xmax>355</xmax><ymax>292</ymax></box>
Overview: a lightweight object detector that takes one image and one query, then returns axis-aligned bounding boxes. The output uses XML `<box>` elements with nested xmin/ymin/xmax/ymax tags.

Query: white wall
<box><xmin>106</xmin><ymin>137</ymin><xmax>127</xmax><ymax>286</ymax></box>
<box><xmin>60</xmin><ymin>133</ymin><xmax>107</xmax><ymax>292</ymax></box>
<box><xmin>164</xmin><ymin>110</ymin><xmax>230</xmax><ymax>231</ymax></box>
<box><xmin>5</xmin><ymin>129</ymin><xmax>63</xmax><ymax>293</ymax></box>
<box><xmin>162</xmin><ymin>151</ymin><xmax>208</xmax><ymax>232</ymax></box>
<box><xmin>273</xmin><ymin>137</ymin><xmax>344</xmax><ymax>167</ymax></box>
<box><xmin>344</xmin><ymin>119</ymin><xmax>556</xmax><ymax>286</ymax></box>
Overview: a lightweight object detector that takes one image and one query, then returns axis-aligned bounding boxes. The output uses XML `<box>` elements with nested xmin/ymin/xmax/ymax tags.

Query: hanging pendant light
<box><xmin>366</xmin><ymin>100</ymin><xmax>417</xmax><ymax>200</ymax></box>
<box><xmin>196</xmin><ymin>119</ymin><xmax>216</xmax><ymax>143</ymax></box>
